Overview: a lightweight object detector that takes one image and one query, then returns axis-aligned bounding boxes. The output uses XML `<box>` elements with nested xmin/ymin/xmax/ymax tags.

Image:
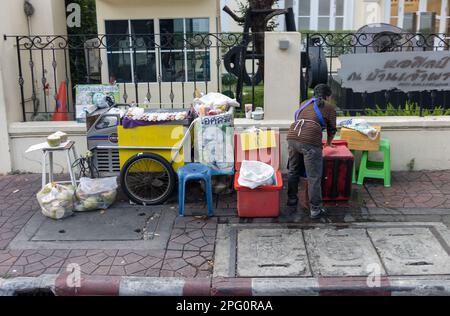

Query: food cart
<box><xmin>86</xmin><ymin>105</ymin><xmax>194</xmax><ymax>205</ymax></box>
<box><xmin>86</xmin><ymin>94</ymin><xmax>236</xmax><ymax>206</ymax></box>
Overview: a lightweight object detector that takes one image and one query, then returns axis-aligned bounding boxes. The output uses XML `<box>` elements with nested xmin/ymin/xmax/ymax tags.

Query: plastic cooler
<box><xmin>299</xmin><ymin>140</ymin><xmax>353</xmax><ymax>210</ymax></box>
<box><xmin>233</xmin><ymin>132</ymin><xmax>283</xmax><ymax>217</ymax></box>
<box><xmin>322</xmin><ymin>140</ymin><xmax>354</xmax><ymax>201</ymax></box>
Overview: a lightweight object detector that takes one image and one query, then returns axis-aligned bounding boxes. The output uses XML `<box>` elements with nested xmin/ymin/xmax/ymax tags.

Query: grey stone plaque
<box><xmin>368</xmin><ymin>227</ymin><xmax>450</xmax><ymax>275</ymax></box>
<box><xmin>304</xmin><ymin>228</ymin><xmax>386</xmax><ymax>276</ymax></box>
<box><xmin>236</xmin><ymin>229</ymin><xmax>311</xmax><ymax>277</ymax></box>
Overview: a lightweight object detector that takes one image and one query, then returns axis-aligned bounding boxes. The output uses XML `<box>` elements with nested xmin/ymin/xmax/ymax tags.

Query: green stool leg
<box><xmin>383</xmin><ymin>140</ymin><xmax>391</xmax><ymax>187</ymax></box>
<box><xmin>357</xmin><ymin>151</ymin><xmax>369</xmax><ymax>185</ymax></box>
<box><xmin>351</xmin><ymin>150</ymin><xmax>357</xmax><ymax>184</ymax></box>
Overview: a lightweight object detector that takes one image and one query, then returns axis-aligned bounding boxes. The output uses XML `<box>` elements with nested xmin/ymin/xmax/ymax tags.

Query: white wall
<box><xmin>0</xmin><ymin>0</ymin><xmax>68</xmax><ymax>174</ymax></box>
<box><xmin>9</xmin><ymin>122</ymin><xmax>87</xmax><ymax>174</ymax></box>
<box><xmin>235</xmin><ymin>116</ymin><xmax>450</xmax><ymax>172</ymax></box>
<box><xmin>264</xmin><ymin>32</ymin><xmax>301</xmax><ymax>120</ymax></box>
<box><xmin>0</xmin><ymin>65</ymin><xmax>12</xmax><ymax>174</ymax></box>
<box><xmin>8</xmin><ymin>117</ymin><xmax>450</xmax><ymax>173</ymax></box>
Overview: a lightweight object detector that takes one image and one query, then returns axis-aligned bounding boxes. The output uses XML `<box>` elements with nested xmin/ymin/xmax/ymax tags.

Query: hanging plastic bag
<box><xmin>75</xmin><ymin>177</ymin><xmax>118</xmax><ymax>212</ymax></box>
<box><xmin>194</xmin><ymin>110</ymin><xmax>234</xmax><ymax>174</ymax></box>
<box><xmin>238</xmin><ymin>160</ymin><xmax>275</xmax><ymax>189</ymax></box>
<box><xmin>37</xmin><ymin>183</ymin><xmax>75</xmax><ymax>220</ymax></box>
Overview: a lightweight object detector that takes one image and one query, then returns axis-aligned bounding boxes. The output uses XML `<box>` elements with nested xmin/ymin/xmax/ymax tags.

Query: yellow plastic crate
<box><xmin>240</xmin><ymin>130</ymin><xmax>277</xmax><ymax>151</ymax></box>
<box><xmin>117</xmin><ymin>125</ymin><xmax>190</xmax><ymax>171</ymax></box>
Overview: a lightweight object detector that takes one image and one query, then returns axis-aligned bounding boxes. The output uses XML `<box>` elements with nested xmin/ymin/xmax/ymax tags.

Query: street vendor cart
<box><xmin>86</xmin><ymin>94</ymin><xmax>236</xmax><ymax>206</ymax></box>
<box><xmin>86</xmin><ymin>105</ymin><xmax>194</xmax><ymax>205</ymax></box>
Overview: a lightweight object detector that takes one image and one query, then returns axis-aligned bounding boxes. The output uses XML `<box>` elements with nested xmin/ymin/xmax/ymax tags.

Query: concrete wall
<box><xmin>235</xmin><ymin>116</ymin><xmax>450</xmax><ymax>173</ymax></box>
<box><xmin>0</xmin><ymin>0</ymin><xmax>68</xmax><ymax>174</ymax></box>
<box><xmin>9</xmin><ymin>122</ymin><xmax>87</xmax><ymax>174</ymax></box>
<box><xmin>9</xmin><ymin>116</ymin><xmax>450</xmax><ymax>173</ymax></box>
<box><xmin>0</xmin><ymin>65</ymin><xmax>12</xmax><ymax>174</ymax></box>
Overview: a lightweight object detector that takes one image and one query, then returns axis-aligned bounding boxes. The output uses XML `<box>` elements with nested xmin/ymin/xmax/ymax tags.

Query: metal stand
<box><xmin>41</xmin><ymin>140</ymin><xmax>78</xmax><ymax>188</ymax></box>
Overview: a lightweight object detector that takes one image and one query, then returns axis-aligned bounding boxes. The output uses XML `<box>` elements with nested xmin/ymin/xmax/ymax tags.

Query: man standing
<box><xmin>286</xmin><ymin>84</ymin><xmax>337</xmax><ymax>219</ymax></box>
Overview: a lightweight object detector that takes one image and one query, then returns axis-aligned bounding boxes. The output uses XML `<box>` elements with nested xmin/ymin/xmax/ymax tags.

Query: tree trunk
<box><xmin>248</xmin><ymin>0</ymin><xmax>276</xmax><ymax>81</ymax></box>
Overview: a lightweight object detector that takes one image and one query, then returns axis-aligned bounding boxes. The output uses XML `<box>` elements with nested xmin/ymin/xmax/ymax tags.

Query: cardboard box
<box><xmin>339</xmin><ymin>125</ymin><xmax>381</xmax><ymax>151</ymax></box>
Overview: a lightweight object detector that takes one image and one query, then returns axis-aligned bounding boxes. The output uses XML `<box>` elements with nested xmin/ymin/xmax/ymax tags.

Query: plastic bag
<box><xmin>37</xmin><ymin>183</ymin><xmax>75</xmax><ymax>220</ymax></box>
<box><xmin>193</xmin><ymin>92</ymin><xmax>239</xmax><ymax>116</ymax></box>
<box><xmin>194</xmin><ymin>112</ymin><xmax>234</xmax><ymax>174</ymax></box>
<box><xmin>338</xmin><ymin>118</ymin><xmax>379</xmax><ymax>140</ymax></box>
<box><xmin>75</xmin><ymin>177</ymin><xmax>118</xmax><ymax>212</ymax></box>
<box><xmin>238</xmin><ymin>160</ymin><xmax>275</xmax><ymax>189</ymax></box>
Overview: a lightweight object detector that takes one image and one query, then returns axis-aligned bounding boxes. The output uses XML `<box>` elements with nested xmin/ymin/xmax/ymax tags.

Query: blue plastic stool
<box><xmin>177</xmin><ymin>163</ymin><xmax>214</xmax><ymax>217</ymax></box>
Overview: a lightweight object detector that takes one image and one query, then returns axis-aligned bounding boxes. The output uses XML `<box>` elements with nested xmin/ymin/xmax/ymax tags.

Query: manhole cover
<box><xmin>9</xmin><ymin>204</ymin><xmax>176</xmax><ymax>250</ymax></box>
<box><xmin>368</xmin><ymin>227</ymin><xmax>450</xmax><ymax>275</ymax></box>
<box><xmin>237</xmin><ymin>229</ymin><xmax>310</xmax><ymax>277</ymax></box>
<box><xmin>304</xmin><ymin>228</ymin><xmax>386</xmax><ymax>276</ymax></box>
<box><xmin>32</xmin><ymin>208</ymin><xmax>158</xmax><ymax>241</ymax></box>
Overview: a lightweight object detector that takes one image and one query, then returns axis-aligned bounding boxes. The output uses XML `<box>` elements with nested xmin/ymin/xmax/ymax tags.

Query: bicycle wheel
<box><xmin>120</xmin><ymin>152</ymin><xmax>176</xmax><ymax>205</ymax></box>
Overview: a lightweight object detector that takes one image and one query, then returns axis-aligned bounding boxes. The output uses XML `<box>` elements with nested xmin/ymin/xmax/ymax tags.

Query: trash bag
<box><xmin>75</xmin><ymin>177</ymin><xmax>118</xmax><ymax>212</ymax></box>
<box><xmin>238</xmin><ymin>160</ymin><xmax>275</xmax><ymax>189</ymax></box>
<box><xmin>193</xmin><ymin>92</ymin><xmax>239</xmax><ymax>116</ymax></box>
<box><xmin>37</xmin><ymin>183</ymin><xmax>75</xmax><ymax>220</ymax></box>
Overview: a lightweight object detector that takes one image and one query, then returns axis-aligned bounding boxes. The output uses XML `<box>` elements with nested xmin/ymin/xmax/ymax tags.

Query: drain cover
<box><xmin>304</xmin><ymin>228</ymin><xmax>385</xmax><ymax>276</ymax></box>
<box><xmin>237</xmin><ymin>229</ymin><xmax>310</xmax><ymax>277</ymax></box>
<box><xmin>368</xmin><ymin>227</ymin><xmax>450</xmax><ymax>275</ymax></box>
<box><xmin>214</xmin><ymin>223</ymin><xmax>450</xmax><ymax>278</ymax></box>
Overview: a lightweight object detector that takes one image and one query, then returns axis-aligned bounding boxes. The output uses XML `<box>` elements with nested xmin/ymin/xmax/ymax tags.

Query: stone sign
<box><xmin>338</xmin><ymin>51</ymin><xmax>450</xmax><ymax>93</ymax></box>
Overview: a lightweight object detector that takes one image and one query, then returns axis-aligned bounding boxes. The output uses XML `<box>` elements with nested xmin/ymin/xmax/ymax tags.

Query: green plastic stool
<box><xmin>357</xmin><ymin>139</ymin><xmax>391</xmax><ymax>187</ymax></box>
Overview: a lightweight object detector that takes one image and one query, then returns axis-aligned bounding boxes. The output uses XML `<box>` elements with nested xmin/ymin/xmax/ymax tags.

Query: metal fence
<box><xmin>303</xmin><ymin>32</ymin><xmax>450</xmax><ymax>115</ymax></box>
<box><xmin>6</xmin><ymin>33</ymin><xmax>261</xmax><ymax>122</ymax></box>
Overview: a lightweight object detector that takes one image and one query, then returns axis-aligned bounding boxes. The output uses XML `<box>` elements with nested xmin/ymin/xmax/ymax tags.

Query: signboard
<box><xmin>75</xmin><ymin>84</ymin><xmax>120</xmax><ymax>122</ymax></box>
<box><xmin>338</xmin><ymin>51</ymin><xmax>450</xmax><ymax>93</ymax></box>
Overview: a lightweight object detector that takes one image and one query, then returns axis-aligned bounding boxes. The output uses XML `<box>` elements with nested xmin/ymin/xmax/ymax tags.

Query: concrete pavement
<box><xmin>1</xmin><ymin>171</ymin><xmax>450</xmax><ymax>295</ymax></box>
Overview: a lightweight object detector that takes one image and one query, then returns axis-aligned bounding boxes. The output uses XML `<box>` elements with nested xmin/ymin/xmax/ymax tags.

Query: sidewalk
<box><xmin>1</xmin><ymin>171</ymin><xmax>450</xmax><ymax>295</ymax></box>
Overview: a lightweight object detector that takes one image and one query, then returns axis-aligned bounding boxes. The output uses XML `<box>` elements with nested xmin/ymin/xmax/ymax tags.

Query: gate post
<box><xmin>0</xmin><ymin>64</ymin><xmax>13</xmax><ymax>173</ymax></box>
<box><xmin>263</xmin><ymin>32</ymin><xmax>301</xmax><ymax>120</ymax></box>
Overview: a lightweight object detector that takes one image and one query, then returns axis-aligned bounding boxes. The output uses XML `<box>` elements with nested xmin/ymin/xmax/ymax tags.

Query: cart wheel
<box><xmin>120</xmin><ymin>153</ymin><xmax>176</xmax><ymax>205</ymax></box>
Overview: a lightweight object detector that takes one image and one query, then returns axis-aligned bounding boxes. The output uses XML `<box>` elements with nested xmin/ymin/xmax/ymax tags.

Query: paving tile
<box><xmin>92</xmin><ymin>266</ymin><xmax>111</xmax><ymax>276</ymax></box>
<box><xmin>124</xmin><ymin>262</ymin><xmax>147</xmax><ymax>275</ymax></box>
<box><xmin>109</xmin><ymin>265</ymin><xmax>126</xmax><ymax>276</ymax></box>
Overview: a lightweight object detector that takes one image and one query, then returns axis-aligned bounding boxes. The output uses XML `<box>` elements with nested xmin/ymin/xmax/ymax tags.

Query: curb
<box><xmin>211</xmin><ymin>276</ymin><xmax>450</xmax><ymax>296</ymax></box>
<box><xmin>2</xmin><ymin>274</ymin><xmax>450</xmax><ymax>296</ymax></box>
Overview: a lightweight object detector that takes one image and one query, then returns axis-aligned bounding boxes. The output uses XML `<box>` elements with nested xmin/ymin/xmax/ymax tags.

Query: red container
<box><xmin>322</xmin><ymin>140</ymin><xmax>354</xmax><ymax>201</ymax></box>
<box><xmin>234</xmin><ymin>132</ymin><xmax>283</xmax><ymax>217</ymax></box>
<box><xmin>234</xmin><ymin>171</ymin><xmax>283</xmax><ymax>217</ymax></box>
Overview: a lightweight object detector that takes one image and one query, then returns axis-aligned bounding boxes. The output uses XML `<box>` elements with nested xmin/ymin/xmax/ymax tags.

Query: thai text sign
<box><xmin>338</xmin><ymin>51</ymin><xmax>450</xmax><ymax>93</ymax></box>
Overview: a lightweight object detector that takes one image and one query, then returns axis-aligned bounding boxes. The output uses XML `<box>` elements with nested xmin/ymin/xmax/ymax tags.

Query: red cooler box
<box><xmin>234</xmin><ymin>132</ymin><xmax>283</xmax><ymax>217</ymax></box>
<box><xmin>322</xmin><ymin>140</ymin><xmax>354</xmax><ymax>201</ymax></box>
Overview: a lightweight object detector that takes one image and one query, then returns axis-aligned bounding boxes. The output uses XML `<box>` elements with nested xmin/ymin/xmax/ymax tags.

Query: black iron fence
<box><xmin>303</xmin><ymin>32</ymin><xmax>450</xmax><ymax>115</ymax></box>
<box><xmin>6</xmin><ymin>32</ymin><xmax>261</xmax><ymax>121</ymax></box>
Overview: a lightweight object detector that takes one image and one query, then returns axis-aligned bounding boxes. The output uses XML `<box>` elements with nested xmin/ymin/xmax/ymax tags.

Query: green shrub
<box><xmin>222</xmin><ymin>73</ymin><xmax>238</xmax><ymax>86</ymax></box>
<box><xmin>340</xmin><ymin>102</ymin><xmax>450</xmax><ymax>116</ymax></box>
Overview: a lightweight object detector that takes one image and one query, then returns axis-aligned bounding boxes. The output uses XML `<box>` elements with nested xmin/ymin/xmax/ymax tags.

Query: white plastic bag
<box><xmin>37</xmin><ymin>183</ymin><xmax>75</xmax><ymax>220</ymax></box>
<box><xmin>193</xmin><ymin>92</ymin><xmax>239</xmax><ymax>116</ymax></box>
<box><xmin>238</xmin><ymin>160</ymin><xmax>275</xmax><ymax>189</ymax></box>
<box><xmin>75</xmin><ymin>177</ymin><xmax>118</xmax><ymax>212</ymax></box>
<box><xmin>338</xmin><ymin>118</ymin><xmax>379</xmax><ymax>140</ymax></box>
